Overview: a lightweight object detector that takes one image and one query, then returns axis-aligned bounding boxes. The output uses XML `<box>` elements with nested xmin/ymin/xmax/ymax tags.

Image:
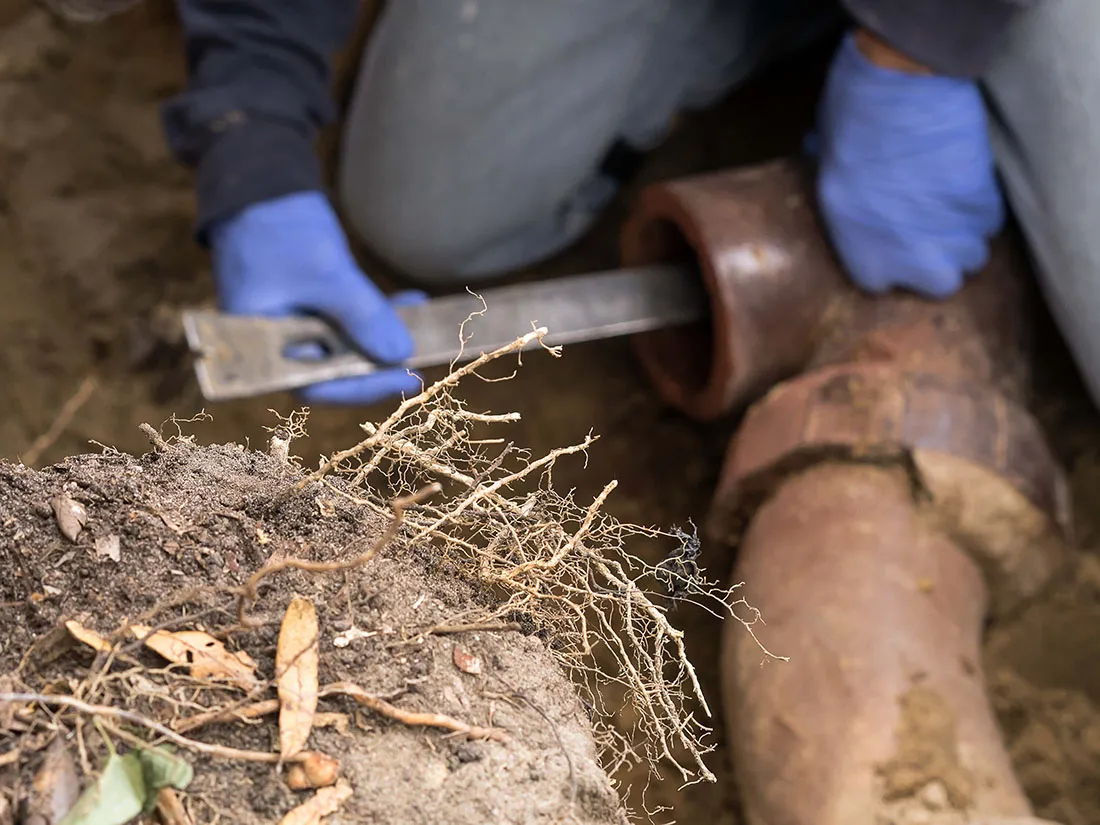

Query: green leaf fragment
<box><xmin>136</xmin><ymin>746</ymin><xmax>194</xmax><ymax>814</ymax></box>
<box><xmin>57</xmin><ymin>746</ymin><xmax>193</xmax><ymax>825</ymax></box>
<box><xmin>57</xmin><ymin>752</ymin><xmax>144</xmax><ymax>825</ymax></box>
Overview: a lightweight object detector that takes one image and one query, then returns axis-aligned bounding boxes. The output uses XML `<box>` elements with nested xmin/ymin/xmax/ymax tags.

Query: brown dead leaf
<box><xmin>49</xmin><ymin>495</ymin><xmax>86</xmax><ymax>543</ymax></box>
<box><xmin>278</xmin><ymin>780</ymin><xmax>353</xmax><ymax>825</ymax></box>
<box><xmin>27</xmin><ymin>736</ymin><xmax>80</xmax><ymax>825</ymax></box>
<box><xmin>130</xmin><ymin>625</ymin><xmax>257</xmax><ymax>691</ymax></box>
<box><xmin>285</xmin><ymin>752</ymin><xmax>340</xmax><ymax>790</ymax></box>
<box><xmin>277</xmin><ymin>597</ymin><xmax>319</xmax><ymax>759</ymax></box>
<box><xmin>64</xmin><ymin>621</ymin><xmax>114</xmax><ymax>653</ymax></box>
<box><xmin>452</xmin><ymin>646</ymin><xmax>482</xmax><ymax>675</ymax></box>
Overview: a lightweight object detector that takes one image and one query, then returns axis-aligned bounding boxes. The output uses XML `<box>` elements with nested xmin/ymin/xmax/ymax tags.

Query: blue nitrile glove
<box><xmin>814</xmin><ymin>32</ymin><xmax>1005</xmax><ymax>298</ymax></box>
<box><xmin>210</xmin><ymin>191</ymin><xmax>424</xmax><ymax>405</ymax></box>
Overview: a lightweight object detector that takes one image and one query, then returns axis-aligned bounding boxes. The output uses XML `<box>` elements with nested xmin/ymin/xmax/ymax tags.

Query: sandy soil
<box><xmin>1</xmin><ymin>3</ymin><xmax>1099</xmax><ymax>823</ymax></box>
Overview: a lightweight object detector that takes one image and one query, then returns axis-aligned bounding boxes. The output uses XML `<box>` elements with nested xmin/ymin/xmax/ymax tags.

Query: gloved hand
<box><xmin>814</xmin><ymin>31</ymin><xmax>1005</xmax><ymax>298</ymax></box>
<box><xmin>210</xmin><ymin>191</ymin><xmax>423</xmax><ymax>405</ymax></box>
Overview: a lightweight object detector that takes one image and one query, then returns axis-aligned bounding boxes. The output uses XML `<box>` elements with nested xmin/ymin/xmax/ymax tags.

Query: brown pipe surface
<box><xmin>622</xmin><ymin>159</ymin><xmax>844</xmax><ymax>420</ymax></box>
<box><xmin>630</xmin><ymin>159</ymin><xmax>1074</xmax><ymax>824</ymax></box>
<box><xmin>727</xmin><ymin>462</ymin><xmax>1036</xmax><ymax>825</ymax></box>
<box><xmin>624</xmin><ymin>158</ymin><xmax>1034</xmax><ymax>416</ymax></box>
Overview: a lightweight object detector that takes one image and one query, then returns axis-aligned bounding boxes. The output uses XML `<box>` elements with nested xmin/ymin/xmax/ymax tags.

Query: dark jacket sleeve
<box><xmin>162</xmin><ymin>0</ymin><xmax>359</xmax><ymax>241</ymax></box>
<box><xmin>842</xmin><ymin>0</ymin><xmax>1037</xmax><ymax>77</ymax></box>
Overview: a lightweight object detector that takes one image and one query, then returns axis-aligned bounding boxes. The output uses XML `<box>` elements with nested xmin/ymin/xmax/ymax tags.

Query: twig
<box><xmin>172</xmin><ymin>699</ymin><xmax>280</xmax><ymax>734</ymax></box>
<box><xmin>423</xmin><ymin>622</ymin><xmax>522</xmax><ymax>637</ymax></box>
<box><xmin>157</xmin><ymin>788</ymin><xmax>195</xmax><ymax>825</ymax></box>
<box><xmin>234</xmin><ymin>485</ymin><xmax>440</xmax><ymax>627</ymax></box>
<box><xmin>172</xmin><ymin>682</ymin><xmax>509</xmax><ymax>743</ymax></box>
<box><xmin>0</xmin><ymin>693</ymin><xmax>306</xmax><ymax>764</ymax></box>
<box><xmin>139</xmin><ymin>422</ymin><xmax>170</xmax><ymax>453</ymax></box>
<box><xmin>21</xmin><ymin>375</ymin><xmax>97</xmax><ymax>467</ymax></box>
<box><xmin>322</xmin><ymin>682</ymin><xmax>508</xmax><ymax>742</ymax></box>
<box><xmin>386</xmin><ymin>622</ymin><xmax>523</xmax><ymax>649</ymax></box>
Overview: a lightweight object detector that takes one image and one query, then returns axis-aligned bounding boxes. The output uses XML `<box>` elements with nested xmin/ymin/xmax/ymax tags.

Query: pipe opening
<box><xmin>633</xmin><ymin>218</ymin><xmax>715</xmax><ymax>400</ymax></box>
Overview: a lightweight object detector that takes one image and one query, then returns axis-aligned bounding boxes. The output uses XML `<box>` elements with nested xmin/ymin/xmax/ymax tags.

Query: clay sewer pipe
<box><xmin>621</xmin><ymin>159</ymin><xmax>1074</xmax><ymax>824</ymax></box>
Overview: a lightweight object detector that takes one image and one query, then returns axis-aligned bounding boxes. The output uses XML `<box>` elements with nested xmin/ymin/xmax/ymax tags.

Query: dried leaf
<box><xmin>93</xmin><ymin>535</ymin><xmax>120</xmax><ymax>563</ymax></box>
<box><xmin>130</xmin><ymin>626</ymin><xmax>257</xmax><ymax>691</ymax></box>
<box><xmin>277</xmin><ymin>780</ymin><xmax>353</xmax><ymax>825</ymax></box>
<box><xmin>65</xmin><ymin>622</ymin><xmax>113</xmax><ymax>654</ymax></box>
<box><xmin>452</xmin><ymin>646</ymin><xmax>482</xmax><ymax>676</ymax></box>
<box><xmin>29</xmin><ymin>738</ymin><xmax>80</xmax><ymax>825</ymax></box>
<box><xmin>49</xmin><ymin>496</ymin><xmax>86</xmax><ymax>543</ymax></box>
<box><xmin>285</xmin><ymin>752</ymin><xmax>340</xmax><ymax>790</ymax></box>
<box><xmin>276</xmin><ymin>597</ymin><xmax>319</xmax><ymax>759</ymax></box>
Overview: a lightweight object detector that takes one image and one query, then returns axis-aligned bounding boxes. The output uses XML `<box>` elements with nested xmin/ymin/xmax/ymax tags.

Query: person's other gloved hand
<box><xmin>210</xmin><ymin>191</ymin><xmax>423</xmax><ymax>405</ymax></box>
<box><xmin>814</xmin><ymin>31</ymin><xmax>1005</xmax><ymax>298</ymax></box>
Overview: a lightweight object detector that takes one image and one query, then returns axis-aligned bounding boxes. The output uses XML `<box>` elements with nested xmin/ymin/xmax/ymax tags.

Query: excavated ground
<box><xmin>1</xmin><ymin>3</ymin><xmax>1099</xmax><ymax>823</ymax></box>
<box><xmin>0</xmin><ymin>441</ymin><xmax>628</xmax><ymax>824</ymax></box>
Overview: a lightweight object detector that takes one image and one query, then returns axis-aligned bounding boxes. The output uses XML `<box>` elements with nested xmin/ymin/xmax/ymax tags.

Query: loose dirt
<box><xmin>2</xmin><ymin>3</ymin><xmax>1100</xmax><ymax>824</ymax></box>
<box><xmin>0</xmin><ymin>439</ymin><xmax>625</xmax><ymax>824</ymax></box>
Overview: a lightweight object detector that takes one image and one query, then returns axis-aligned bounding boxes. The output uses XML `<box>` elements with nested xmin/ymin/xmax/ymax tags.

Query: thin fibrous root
<box><xmin>298</xmin><ymin>327</ymin><xmax>555</xmax><ymax>488</ymax></box>
<box><xmin>170</xmin><ymin>683</ymin><xmax>508</xmax><ymax>743</ymax></box>
<box><xmin>322</xmin><ymin>682</ymin><xmax>509</xmax><ymax>742</ymax></box>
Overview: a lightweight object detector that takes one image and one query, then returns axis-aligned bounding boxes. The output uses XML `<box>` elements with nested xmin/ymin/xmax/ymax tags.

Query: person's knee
<box><xmin>338</xmin><ymin>173</ymin><xmax>486</xmax><ymax>287</ymax></box>
<box><xmin>339</xmin><ymin>161</ymin><xmax>615</xmax><ymax>287</ymax></box>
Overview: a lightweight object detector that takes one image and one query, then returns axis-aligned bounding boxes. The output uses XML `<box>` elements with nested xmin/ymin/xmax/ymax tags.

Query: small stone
<box><xmin>94</xmin><ymin>534</ymin><xmax>121</xmax><ymax>563</ymax></box>
<box><xmin>453</xmin><ymin>645</ymin><xmax>482</xmax><ymax>675</ymax></box>
<box><xmin>49</xmin><ymin>495</ymin><xmax>86</xmax><ymax>542</ymax></box>
<box><xmin>918</xmin><ymin>780</ymin><xmax>949</xmax><ymax>811</ymax></box>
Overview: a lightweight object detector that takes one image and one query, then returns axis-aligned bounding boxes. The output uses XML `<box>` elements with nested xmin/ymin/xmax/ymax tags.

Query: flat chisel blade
<box><xmin>182</xmin><ymin>263</ymin><xmax>706</xmax><ymax>401</ymax></box>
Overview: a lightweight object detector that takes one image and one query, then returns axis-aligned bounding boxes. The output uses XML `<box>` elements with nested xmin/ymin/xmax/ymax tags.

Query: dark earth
<box><xmin>1</xmin><ymin>2</ymin><xmax>1099</xmax><ymax>823</ymax></box>
<box><xmin>0</xmin><ymin>440</ymin><xmax>628</xmax><ymax>824</ymax></box>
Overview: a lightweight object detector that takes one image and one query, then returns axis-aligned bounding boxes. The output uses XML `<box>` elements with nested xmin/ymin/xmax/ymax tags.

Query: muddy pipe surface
<box><xmin>726</xmin><ymin>462</ymin><xmax>1036</xmax><ymax>825</ymax></box>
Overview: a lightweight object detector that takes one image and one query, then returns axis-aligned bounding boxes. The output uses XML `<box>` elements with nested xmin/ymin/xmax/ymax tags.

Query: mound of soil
<box><xmin>0</xmin><ymin>437</ymin><xmax>625</xmax><ymax>824</ymax></box>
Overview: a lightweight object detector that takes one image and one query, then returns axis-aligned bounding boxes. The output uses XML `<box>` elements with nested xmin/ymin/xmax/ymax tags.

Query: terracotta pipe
<box><xmin>621</xmin><ymin>160</ymin><xmax>1074</xmax><ymax>824</ymax></box>
<box><xmin>622</xmin><ymin>160</ymin><xmax>843</xmax><ymax>421</ymax></box>
<box><xmin>727</xmin><ymin>462</ymin><xmax>1039</xmax><ymax>824</ymax></box>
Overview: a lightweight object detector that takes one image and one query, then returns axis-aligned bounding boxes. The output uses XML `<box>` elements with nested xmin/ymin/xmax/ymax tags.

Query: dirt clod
<box><xmin>877</xmin><ymin>686</ymin><xmax>975</xmax><ymax>809</ymax></box>
<box><xmin>0</xmin><ymin>444</ymin><xmax>626</xmax><ymax>824</ymax></box>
